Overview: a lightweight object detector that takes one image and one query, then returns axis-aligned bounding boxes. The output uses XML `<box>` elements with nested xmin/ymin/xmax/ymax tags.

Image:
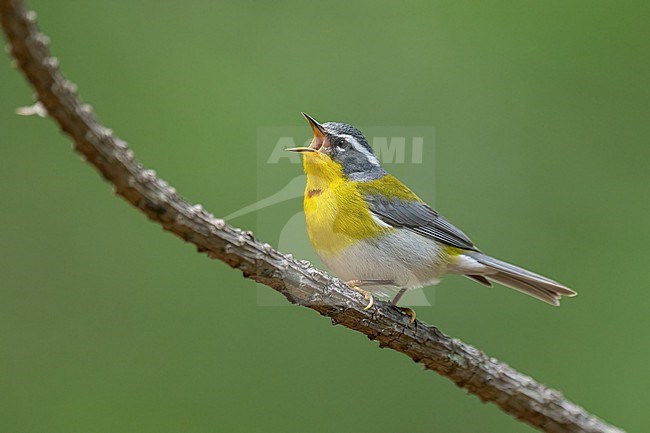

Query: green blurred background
<box><xmin>1</xmin><ymin>1</ymin><xmax>649</xmax><ymax>432</ymax></box>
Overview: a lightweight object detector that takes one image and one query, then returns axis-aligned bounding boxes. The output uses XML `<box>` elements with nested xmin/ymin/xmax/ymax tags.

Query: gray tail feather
<box><xmin>465</xmin><ymin>274</ymin><xmax>492</xmax><ymax>287</ymax></box>
<box><xmin>466</xmin><ymin>252</ymin><xmax>577</xmax><ymax>306</ymax></box>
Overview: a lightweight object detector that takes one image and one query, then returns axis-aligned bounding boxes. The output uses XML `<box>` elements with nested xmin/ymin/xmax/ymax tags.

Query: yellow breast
<box><xmin>302</xmin><ymin>153</ymin><xmax>390</xmax><ymax>255</ymax></box>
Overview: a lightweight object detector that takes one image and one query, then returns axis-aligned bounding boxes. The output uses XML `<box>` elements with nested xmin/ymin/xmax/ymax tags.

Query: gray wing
<box><xmin>365</xmin><ymin>194</ymin><xmax>478</xmax><ymax>251</ymax></box>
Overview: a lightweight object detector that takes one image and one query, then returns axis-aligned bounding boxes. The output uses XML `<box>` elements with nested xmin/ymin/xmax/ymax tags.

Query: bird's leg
<box><xmin>390</xmin><ymin>288</ymin><xmax>408</xmax><ymax>305</ymax></box>
<box><xmin>390</xmin><ymin>288</ymin><xmax>416</xmax><ymax>324</ymax></box>
<box><xmin>345</xmin><ymin>279</ymin><xmax>395</xmax><ymax>311</ymax></box>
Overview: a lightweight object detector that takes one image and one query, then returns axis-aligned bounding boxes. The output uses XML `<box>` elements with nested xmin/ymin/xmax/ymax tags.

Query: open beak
<box><xmin>285</xmin><ymin>112</ymin><xmax>327</xmax><ymax>153</ymax></box>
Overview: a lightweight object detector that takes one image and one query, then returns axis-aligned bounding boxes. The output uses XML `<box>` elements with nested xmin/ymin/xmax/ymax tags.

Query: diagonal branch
<box><xmin>0</xmin><ymin>2</ymin><xmax>623</xmax><ymax>432</ymax></box>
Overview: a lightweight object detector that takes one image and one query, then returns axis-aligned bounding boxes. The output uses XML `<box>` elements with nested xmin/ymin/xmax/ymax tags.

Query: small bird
<box><xmin>287</xmin><ymin>113</ymin><xmax>576</xmax><ymax>321</ymax></box>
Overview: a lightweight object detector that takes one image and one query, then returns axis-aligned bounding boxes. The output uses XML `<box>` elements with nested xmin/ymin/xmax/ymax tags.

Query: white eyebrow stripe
<box><xmin>336</xmin><ymin>133</ymin><xmax>380</xmax><ymax>166</ymax></box>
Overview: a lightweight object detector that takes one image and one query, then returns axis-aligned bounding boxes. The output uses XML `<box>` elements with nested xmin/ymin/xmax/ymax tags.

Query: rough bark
<box><xmin>0</xmin><ymin>1</ymin><xmax>624</xmax><ymax>432</ymax></box>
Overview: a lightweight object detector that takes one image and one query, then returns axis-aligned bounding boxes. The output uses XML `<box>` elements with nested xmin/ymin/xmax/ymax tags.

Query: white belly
<box><xmin>318</xmin><ymin>229</ymin><xmax>451</xmax><ymax>298</ymax></box>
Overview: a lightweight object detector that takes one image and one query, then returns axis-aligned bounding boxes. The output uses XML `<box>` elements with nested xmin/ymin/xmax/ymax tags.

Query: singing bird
<box><xmin>287</xmin><ymin>113</ymin><xmax>576</xmax><ymax>321</ymax></box>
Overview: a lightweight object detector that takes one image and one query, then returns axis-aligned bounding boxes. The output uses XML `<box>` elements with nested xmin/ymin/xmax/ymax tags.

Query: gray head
<box><xmin>288</xmin><ymin>113</ymin><xmax>386</xmax><ymax>181</ymax></box>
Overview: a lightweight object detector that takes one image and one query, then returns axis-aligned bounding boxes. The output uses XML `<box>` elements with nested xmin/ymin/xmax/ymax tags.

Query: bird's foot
<box><xmin>397</xmin><ymin>306</ymin><xmax>416</xmax><ymax>324</ymax></box>
<box><xmin>345</xmin><ymin>280</ymin><xmax>375</xmax><ymax>310</ymax></box>
<box><xmin>388</xmin><ymin>288</ymin><xmax>415</xmax><ymax>323</ymax></box>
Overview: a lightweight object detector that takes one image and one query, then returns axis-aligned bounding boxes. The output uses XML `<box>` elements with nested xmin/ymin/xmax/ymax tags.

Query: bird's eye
<box><xmin>335</xmin><ymin>139</ymin><xmax>350</xmax><ymax>152</ymax></box>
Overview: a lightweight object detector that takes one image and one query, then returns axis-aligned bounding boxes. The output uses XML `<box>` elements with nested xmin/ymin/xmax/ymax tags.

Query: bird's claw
<box><xmin>398</xmin><ymin>307</ymin><xmax>416</xmax><ymax>324</ymax></box>
<box><xmin>346</xmin><ymin>281</ymin><xmax>375</xmax><ymax>310</ymax></box>
<box><xmin>361</xmin><ymin>291</ymin><xmax>374</xmax><ymax>310</ymax></box>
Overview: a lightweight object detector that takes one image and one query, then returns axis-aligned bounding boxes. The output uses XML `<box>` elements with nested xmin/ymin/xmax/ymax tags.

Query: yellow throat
<box><xmin>302</xmin><ymin>153</ymin><xmax>381</xmax><ymax>255</ymax></box>
<box><xmin>301</xmin><ymin>153</ymin><xmax>425</xmax><ymax>256</ymax></box>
